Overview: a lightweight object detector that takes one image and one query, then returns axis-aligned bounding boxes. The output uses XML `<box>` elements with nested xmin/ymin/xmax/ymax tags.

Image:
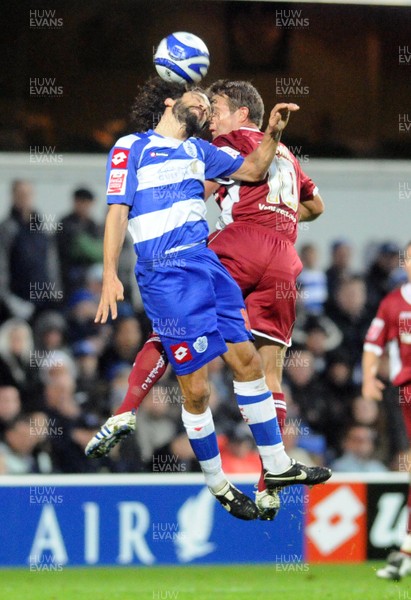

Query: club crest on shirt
<box><xmin>183</xmin><ymin>140</ymin><xmax>198</xmax><ymax>158</ymax></box>
<box><xmin>193</xmin><ymin>336</ymin><xmax>208</xmax><ymax>354</ymax></box>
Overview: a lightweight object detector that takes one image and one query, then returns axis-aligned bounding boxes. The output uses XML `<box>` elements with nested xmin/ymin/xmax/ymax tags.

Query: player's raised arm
<box><xmin>230</xmin><ymin>102</ymin><xmax>299</xmax><ymax>182</ymax></box>
<box><xmin>95</xmin><ymin>204</ymin><xmax>129</xmax><ymax>324</ymax></box>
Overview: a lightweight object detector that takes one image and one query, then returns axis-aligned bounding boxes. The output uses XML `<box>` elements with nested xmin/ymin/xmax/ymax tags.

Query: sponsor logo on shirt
<box><xmin>107</xmin><ymin>170</ymin><xmax>127</xmax><ymax>195</ymax></box>
<box><xmin>150</xmin><ymin>151</ymin><xmax>169</xmax><ymax>157</ymax></box>
<box><xmin>193</xmin><ymin>336</ymin><xmax>208</xmax><ymax>353</ymax></box>
<box><xmin>183</xmin><ymin>140</ymin><xmax>198</xmax><ymax>158</ymax></box>
<box><xmin>111</xmin><ymin>149</ymin><xmax>129</xmax><ymax>169</ymax></box>
<box><xmin>170</xmin><ymin>342</ymin><xmax>193</xmax><ymax>364</ymax></box>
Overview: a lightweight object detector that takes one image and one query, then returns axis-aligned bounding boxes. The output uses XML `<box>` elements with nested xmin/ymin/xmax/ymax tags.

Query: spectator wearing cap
<box><xmin>365</xmin><ymin>241</ymin><xmax>401</xmax><ymax>314</ymax></box>
<box><xmin>33</xmin><ymin>310</ymin><xmax>67</xmax><ymax>352</ymax></box>
<box><xmin>57</xmin><ymin>187</ymin><xmax>104</xmax><ymax>301</ymax></box>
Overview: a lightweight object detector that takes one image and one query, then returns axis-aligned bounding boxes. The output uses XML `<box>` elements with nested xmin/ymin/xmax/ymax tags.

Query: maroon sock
<box><xmin>407</xmin><ymin>485</ymin><xmax>411</xmax><ymax>535</ymax></box>
<box><xmin>273</xmin><ymin>392</ymin><xmax>287</xmax><ymax>435</ymax></box>
<box><xmin>114</xmin><ymin>333</ymin><xmax>169</xmax><ymax>415</ymax></box>
<box><xmin>257</xmin><ymin>391</ymin><xmax>287</xmax><ymax>492</ymax></box>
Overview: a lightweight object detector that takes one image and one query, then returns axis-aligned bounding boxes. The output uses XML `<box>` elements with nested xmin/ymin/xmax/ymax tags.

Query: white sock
<box><xmin>181</xmin><ymin>406</ymin><xmax>227</xmax><ymax>493</ymax></box>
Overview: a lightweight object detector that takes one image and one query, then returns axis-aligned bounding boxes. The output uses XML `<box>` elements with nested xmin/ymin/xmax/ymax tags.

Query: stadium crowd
<box><xmin>0</xmin><ymin>179</ymin><xmax>408</xmax><ymax>475</ymax></box>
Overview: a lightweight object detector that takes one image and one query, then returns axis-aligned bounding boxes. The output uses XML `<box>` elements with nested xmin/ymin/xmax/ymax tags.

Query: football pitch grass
<box><xmin>0</xmin><ymin>563</ymin><xmax>408</xmax><ymax>600</ymax></box>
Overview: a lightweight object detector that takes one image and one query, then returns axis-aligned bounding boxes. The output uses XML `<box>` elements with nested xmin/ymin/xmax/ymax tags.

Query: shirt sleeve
<box><xmin>197</xmin><ymin>139</ymin><xmax>244</xmax><ymax>180</ymax></box>
<box><xmin>363</xmin><ymin>298</ymin><xmax>390</xmax><ymax>356</ymax></box>
<box><xmin>106</xmin><ymin>143</ymin><xmax>138</xmax><ymax>207</ymax></box>
<box><xmin>299</xmin><ymin>166</ymin><xmax>319</xmax><ymax>202</ymax></box>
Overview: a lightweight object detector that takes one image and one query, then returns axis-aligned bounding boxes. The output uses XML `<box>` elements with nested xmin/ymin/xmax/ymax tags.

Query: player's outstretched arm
<box><xmin>95</xmin><ymin>204</ymin><xmax>129</xmax><ymax>324</ymax></box>
<box><xmin>231</xmin><ymin>102</ymin><xmax>299</xmax><ymax>182</ymax></box>
<box><xmin>362</xmin><ymin>349</ymin><xmax>385</xmax><ymax>401</ymax></box>
<box><xmin>299</xmin><ymin>193</ymin><xmax>325</xmax><ymax>222</ymax></box>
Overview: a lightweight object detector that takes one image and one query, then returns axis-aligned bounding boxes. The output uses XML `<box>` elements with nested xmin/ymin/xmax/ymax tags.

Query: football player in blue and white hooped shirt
<box><xmin>89</xmin><ymin>77</ymin><xmax>330</xmax><ymax>518</ymax></box>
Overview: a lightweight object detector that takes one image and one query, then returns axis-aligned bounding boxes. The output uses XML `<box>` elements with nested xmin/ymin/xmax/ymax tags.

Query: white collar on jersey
<box><xmin>401</xmin><ymin>282</ymin><xmax>411</xmax><ymax>304</ymax></box>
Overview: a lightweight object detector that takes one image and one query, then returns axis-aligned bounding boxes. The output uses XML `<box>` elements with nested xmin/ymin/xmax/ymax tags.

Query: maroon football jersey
<box><xmin>212</xmin><ymin>127</ymin><xmax>318</xmax><ymax>244</ymax></box>
<box><xmin>364</xmin><ymin>283</ymin><xmax>411</xmax><ymax>386</ymax></box>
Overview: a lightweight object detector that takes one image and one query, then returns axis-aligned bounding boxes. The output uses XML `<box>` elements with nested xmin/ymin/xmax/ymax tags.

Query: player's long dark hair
<box><xmin>130</xmin><ymin>77</ymin><xmax>188</xmax><ymax>132</ymax></box>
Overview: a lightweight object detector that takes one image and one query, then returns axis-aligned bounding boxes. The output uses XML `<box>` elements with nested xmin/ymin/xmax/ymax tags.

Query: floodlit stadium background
<box><xmin>1</xmin><ymin>0</ymin><xmax>411</xmax><ymax>580</ymax></box>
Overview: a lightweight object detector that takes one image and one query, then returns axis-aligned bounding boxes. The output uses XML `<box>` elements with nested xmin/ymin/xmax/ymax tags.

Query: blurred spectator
<box><xmin>0</xmin><ymin>318</ymin><xmax>35</xmax><ymax>400</ymax></box>
<box><xmin>33</xmin><ymin>311</ymin><xmax>67</xmax><ymax>352</ymax></box>
<box><xmin>57</xmin><ymin>187</ymin><xmax>103</xmax><ymax>300</ymax></box>
<box><xmin>0</xmin><ymin>180</ymin><xmax>61</xmax><ymax>319</ymax></box>
<box><xmin>325</xmin><ymin>239</ymin><xmax>353</xmax><ymax>309</ymax></box>
<box><xmin>281</xmin><ymin>418</ymin><xmax>322</xmax><ymax>465</ymax></box>
<box><xmin>284</xmin><ymin>348</ymin><xmax>328</xmax><ymax>435</ymax></box>
<box><xmin>72</xmin><ymin>340</ymin><xmax>105</xmax><ymax>411</ymax></box>
<box><xmin>153</xmin><ymin>428</ymin><xmax>200</xmax><ymax>474</ymax></box>
<box><xmin>297</xmin><ymin>244</ymin><xmax>328</xmax><ymax>315</ymax></box>
<box><xmin>293</xmin><ymin>314</ymin><xmax>343</xmax><ymax>374</ymax></box>
<box><xmin>66</xmin><ymin>289</ymin><xmax>101</xmax><ymax>344</ymax></box>
<box><xmin>325</xmin><ymin>276</ymin><xmax>369</xmax><ymax>373</ymax></box>
<box><xmin>331</xmin><ymin>424</ymin><xmax>388</xmax><ymax>472</ymax></box>
<box><xmin>366</xmin><ymin>242</ymin><xmax>400</xmax><ymax>314</ymax></box>
<box><xmin>0</xmin><ymin>414</ymin><xmax>49</xmax><ymax>474</ymax></box>
<box><xmin>219</xmin><ymin>422</ymin><xmax>260</xmax><ymax>474</ymax></box>
<box><xmin>99</xmin><ymin>316</ymin><xmax>143</xmax><ymax>379</ymax></box>
<box><xmin>42</xmin><ymin>371</ymin><xmax>100</xmax><ymax>473</ymax></box>
<box><xmin>0</xmin><ymin>386</ymin><xmax>21</xmax><ymax>435</ymax></box>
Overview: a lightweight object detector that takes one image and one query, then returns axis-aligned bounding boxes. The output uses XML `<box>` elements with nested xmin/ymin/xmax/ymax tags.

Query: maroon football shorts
<box><xmin>208</xmin><ymin>221</ymin><xmax>303</xmax><ymax>346</ymax></box>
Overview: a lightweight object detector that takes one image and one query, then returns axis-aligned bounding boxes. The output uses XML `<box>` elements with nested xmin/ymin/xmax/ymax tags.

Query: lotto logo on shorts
<box><xmin>107</xmin><ymin>170</ymin><xmax>127</xmax><ymax>195</ymax></box>
<box><xmin>170</xmin><ymin>342</ymin><xmax>193</xmax><ymax>364</ymax></box>
<box><xmin>111</xmin><ymin>149</ymin><xmax>129</xmax><ymax>169</ymax></box>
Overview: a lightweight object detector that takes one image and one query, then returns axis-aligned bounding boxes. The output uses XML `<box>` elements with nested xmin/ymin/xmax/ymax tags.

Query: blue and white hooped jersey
<box><xmin>106</xmin><ymin>130</ymin><xmax>244</xmax><ymax>261</ymax></box>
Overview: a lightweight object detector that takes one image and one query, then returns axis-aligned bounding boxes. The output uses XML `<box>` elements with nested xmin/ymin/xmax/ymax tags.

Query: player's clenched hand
<box><xmin>267</xmin><ymin>103</ymin><xmax>300</xmax><ymax>138</ymax></box>
<box><xmin>95</xmin><ymin>273</ymin><xmax>124</xmax><ymax>324</ymax></box>
<box><xmin>362</xmin><ymin>377</ymin><xmax>385</xmax><ymax>402</ymax></box>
